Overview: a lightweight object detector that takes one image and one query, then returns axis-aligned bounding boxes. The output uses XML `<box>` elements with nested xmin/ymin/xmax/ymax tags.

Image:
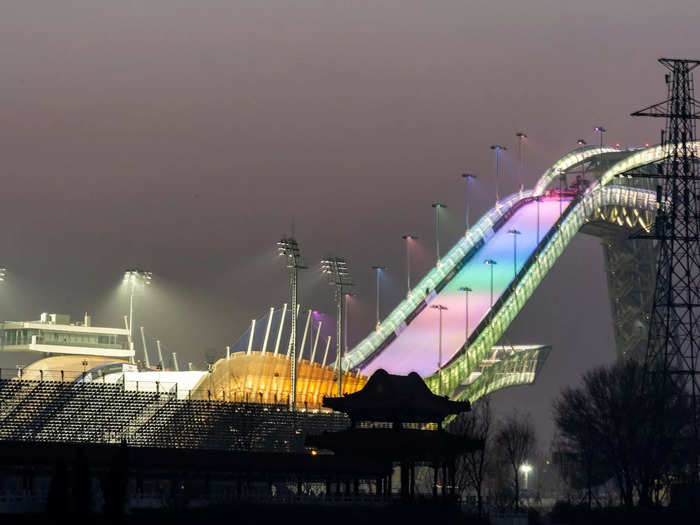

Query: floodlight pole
<box><xmin>507</xmin><ymin>229</ymin><xmax>522</xmax><ymax>278</ymax></box>
<box><xmin>459</xmin><ymin>286</ymin><xmax>472</xmax><ymax>343</ymax></box>
<box><xmin>278</xmin><ymin>237</ymin><xmax>306</xmax><ymax>411</ymax></box>
<box><xmin>344</xmin><ymin>294</ymin><xmax>349</xmax><ymax>354</ymax></box>
<box><xmin>594</xmin><ymin>126</ymin><xmax>606</xmax><ymax>176</ymax></box>
<box><xmin>124</xmin><ymin>269</ymin><xmax>151</xmax><ymax>363</ymax></box>
<box><xmin>321</xmin><ymin>256</ymin><xmax>353</xmax><ymax>396</ymax></box>
<box><xmin>516</xmin><ymin>132</ymin><xmax>527</xmax><ymax>192</ymax></box>
<box><xmin>371</xmin><ymin>265</ymin><xmax>386</xmax><ymax>328</ymax></box>
<box><xmin>402</xmin><ymin>235</ymin><xmax>418</xmax><ymax>296</ymax></box>
<box><xmin>491</xmin><ymin>145</ymin><xmax>507</xmax><ymax>203</ymax></box>
<box><xmin>432</xmin><ymin>203</ymin><xmax>447</xmax><ymax>264</ymax></box>
<box><xmin>461</xmin><ymin>174</ymin><xmax>477</xmax><ymax>231</ymax></box>
<box><xmin>430</xmin><ymin>304</ymin><xmax>448</xmax><ymax>395</ymax></box>
<box><xmin>335</xmin><ymin>285</ymin><xmax>343</xmax><ymax>395</ymax></box>
<box><xmin>484</xmin><ymin>259</ymin><xmax>497</xmax><ymax>307</ymax></box>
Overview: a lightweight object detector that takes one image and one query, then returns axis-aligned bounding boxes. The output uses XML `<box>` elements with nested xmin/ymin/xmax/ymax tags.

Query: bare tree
<box><xmin>450</xmin><ymin>397</ymin><xmax>493</xmax><ymax>517</ymax></box>
<box><xmin>495</xmin><ymin>413</ymin><xmax>536</xmax><ymax>510</ymax></box>
<box><xmin>553</xmin><ymin>360</ymin><xmax>688</xmax><ymax>508</ymax></box>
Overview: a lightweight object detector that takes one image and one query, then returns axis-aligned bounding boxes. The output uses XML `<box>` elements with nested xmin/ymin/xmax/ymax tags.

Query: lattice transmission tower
<box><xmin>632</xmin><ymin>58</ymin><xmax>700</xmax><ymax>473</ymax></box>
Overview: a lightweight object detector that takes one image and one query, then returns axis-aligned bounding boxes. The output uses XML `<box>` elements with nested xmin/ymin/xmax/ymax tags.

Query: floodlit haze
<box><xmin>1</xmin><ymin>1</ymin><xmax>699</xmax><ymax>441</ymax></box>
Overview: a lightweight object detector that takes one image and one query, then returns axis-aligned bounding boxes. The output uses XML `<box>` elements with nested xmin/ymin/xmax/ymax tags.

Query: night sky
<box><xmin>1</xmin><ymin>1</ymin><xmax>699</xmax><ymax>443</ymax></box>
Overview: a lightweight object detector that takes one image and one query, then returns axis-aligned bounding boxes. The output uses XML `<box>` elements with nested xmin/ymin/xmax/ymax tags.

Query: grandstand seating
<box><xmin>0</xmin><ymin>379</ymin><xmax>349</xmax><ymax>452</ymax></box>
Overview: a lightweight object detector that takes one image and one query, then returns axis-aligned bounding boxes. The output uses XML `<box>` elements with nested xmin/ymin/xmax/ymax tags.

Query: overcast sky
<box><xmin>1</xmin><ymin>1</ymin><xmax>699</xmax><ymax>444</ymax></box>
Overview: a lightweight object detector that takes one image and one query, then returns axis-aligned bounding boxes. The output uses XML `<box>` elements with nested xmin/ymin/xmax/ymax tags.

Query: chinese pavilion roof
<box><xmin>323</xmin><ymin>369</ymin><xmax>470</xmax><ymax>424</ymax></box>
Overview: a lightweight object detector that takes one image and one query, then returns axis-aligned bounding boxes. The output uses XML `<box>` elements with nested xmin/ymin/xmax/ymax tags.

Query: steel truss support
<box><xmin>582</xmin><ymin>224</ymin><xmax>658</xmax><ymax>361</ymax></box>
<box><xmin>633</xmin><ymin>58</ymin><xmax>700</xmax><ymax>483</ymax></box>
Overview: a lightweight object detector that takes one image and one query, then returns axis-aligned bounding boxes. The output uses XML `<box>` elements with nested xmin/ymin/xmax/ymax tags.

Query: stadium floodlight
<box><xmin>123</xmin><ymin>269</ymin><xmax>152</xmax><ymax>363</ymax></box>
<box><xmin>0</xmin><ymin>268</ymin><xmax>6</xmax><ymax>282</ymax></box>
<box><xmin>321</xmin><ymin>255</ymin><xmax>353</xmax><ymax>395</ymax></box>
<box><xmin>277</xmin><ymin>237</ymin><xmax>306</xmax><ymax>411</ymax></box>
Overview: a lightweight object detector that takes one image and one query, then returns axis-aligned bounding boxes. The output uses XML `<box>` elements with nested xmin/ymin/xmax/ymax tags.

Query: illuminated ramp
<box><xmin>360</xmin><ymin>194</ymin><xmax>569</xmax><ymax>378</ymax></box>
<box><xmin>344</xmin><ymin>143</ymin><xmax>695</xmax><ymax>399</ymax></box>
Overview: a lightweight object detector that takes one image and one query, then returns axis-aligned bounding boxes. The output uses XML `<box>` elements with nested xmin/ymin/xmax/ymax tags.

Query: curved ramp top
<box><xmin>344</xmin><ymin>143</ymin><xmax>680</xmax><ymax>383</ymax></box>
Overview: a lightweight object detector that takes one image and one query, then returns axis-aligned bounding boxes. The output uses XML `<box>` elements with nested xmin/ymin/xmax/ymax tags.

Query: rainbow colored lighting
<box><xmin>362</xmin><ymin>198</ymin><xmax>568</xmax><ymax>378</ymax></box>
<box><xmin>345</xmin><ymin>143</ymin><xmax>678</xmax><ymax>394</ymax></box>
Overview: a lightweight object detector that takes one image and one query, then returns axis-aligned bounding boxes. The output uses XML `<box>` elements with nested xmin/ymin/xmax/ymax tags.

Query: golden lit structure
<box><xmin>191</xmin><ymin>351</ymin><xmax>367</xmax><ymax>409</ymax></box>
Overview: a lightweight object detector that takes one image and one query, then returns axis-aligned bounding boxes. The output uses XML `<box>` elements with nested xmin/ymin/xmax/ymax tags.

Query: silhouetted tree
<box><xmin>495</xmin><ymin>412</ymin><xmax>536</xmax><ymax>510</ymax></box>
<box><xmin>553</xmin><ymin>360</ymin><xmax>688</xmax><ymax>508</ymax></box>
<box><xmin>450</xmin><ymin>397</ymin><xmax>493</xmax><ymax>517</ymax></box>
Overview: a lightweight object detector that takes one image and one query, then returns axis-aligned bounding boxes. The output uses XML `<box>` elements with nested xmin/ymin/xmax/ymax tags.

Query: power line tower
<box><xmin>632</xmin><ymin>58</ymin><xmax>700</xmax><ymax>481</ymax></box>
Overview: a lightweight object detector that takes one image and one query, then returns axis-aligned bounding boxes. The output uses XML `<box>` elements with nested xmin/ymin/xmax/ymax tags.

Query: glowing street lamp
<box><xmin>593</xmin><ymin>126</ymin><xmax>606</xmax><ymax>148</ymax></box>
<box><xmin>516</xmin><ymin>132</ymin><xmax>527</xmax><ymax>192</ymax></box>
<box><xmin>430</xmin><ymin>304</ymin><xmax>448</xmax><ymax>394</ymax></box>
<box><xmin>520</xmin><ymin>463</ymin><xmax>533</xmax><ymax>490</ymax></box>
<box><xmin>123</xmin><ymin>269</ymin><xmax>152</xmax><ymax>362</ymax></box>
<box><xmin>432</xmin><ymin>202</ymin><xmax>447</xmax><ymax>264</ymax></box>
<box><xmin>371</xmin><ymin>265</ymin><xmax>386</xmax><ymax>328</ymax></box>
<box><xmin>507</xmin><ymin>229</ymin><xmax>522</xmax><ymax>278</ymax></box>
<box><xmin>401</xmin><ymin>235</ymin><xmax>418</xmax><ymax>296</ymax></box>
<box><xmin>461</xmin><ymin>174</ymin><xmax>477</xmax><ymax>231</ymax></box>
<box><xmin>490</xmin><ymin>145</ymin><xmax>507</xmax><ymax>204</ymax></box>
<box><xmin>321</xmin><ymin>256</ymin><xmax>353</xmax><ymax>396</ymax></box>
<box><xmin>277</xmin><ymin>237</ymin><xmax>307</xmax><ymax>410</ymax></box>
<box><xmin>577</xmin><ymin>138</ymin><xmax>587</xmax><ymax>147</ymax></box>
<box><xmin>484</xmin><ymin>259</ymin><xmax>497</xmax><ymax>307</ymax></box>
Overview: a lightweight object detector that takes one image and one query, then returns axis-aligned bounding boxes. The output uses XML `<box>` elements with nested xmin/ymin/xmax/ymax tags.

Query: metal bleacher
<box><xmin>0</xmin><ymin>379</ymin><xmax>349</xmax><ymax>452</ymax></box>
